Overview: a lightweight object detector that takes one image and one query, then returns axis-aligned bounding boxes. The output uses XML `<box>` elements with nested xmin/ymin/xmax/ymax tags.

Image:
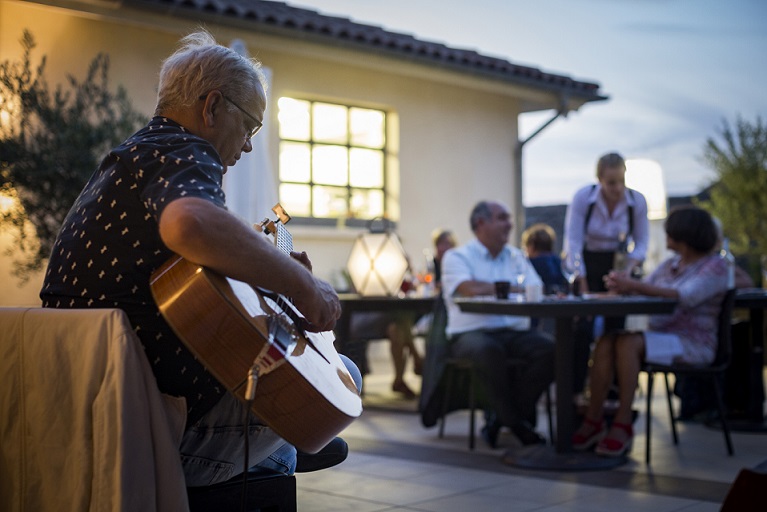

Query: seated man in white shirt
<box><xmin>442</xmin><ymin>200</ymin><xmax>555</xmax><ymax>447</ymax></box>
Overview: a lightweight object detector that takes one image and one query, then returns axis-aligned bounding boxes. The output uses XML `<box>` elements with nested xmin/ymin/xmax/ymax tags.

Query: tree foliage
<box><xmin>696</xmin><ymin>116</ymin><xmax>767</xmax><ymax>273</ymax></box>
<box><xmin>0</xmin><ymin>30</ymin><xmax>145</xmax><ymax>282</ymax></box>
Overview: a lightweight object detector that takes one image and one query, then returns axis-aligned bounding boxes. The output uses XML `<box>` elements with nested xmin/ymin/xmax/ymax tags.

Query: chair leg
<box><xmin>439</xmin><ymin>367</ymin><xmax>454</xmax><ymax>439</ymax></box>
<box><xmin>712</xmin><ymin>377</ymin><xmax>734</xmax><ymax>455</ymax></box>
<box><xmin>645</xmin><ymin>371</ymin><xmax>654</xmax><ymax>465</ymax></box>
<box><xmin>467</xmin><ymin>367</ymin><xmax>476</xmax><ymax>450</ymax></box>
<box><xmin>545</xmin><ymin>386</ymin><xmax>554</xmax><ymax>445</ymax></box>
<box><xmin>663</xmin><ymin>373</ymin><xmax>678</xmax><ymax>445</ymax></box>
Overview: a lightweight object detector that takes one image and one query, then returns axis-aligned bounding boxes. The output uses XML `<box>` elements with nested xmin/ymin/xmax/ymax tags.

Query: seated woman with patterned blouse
<box><xmin>571</xmin><ymin>205</ymin><xmax>729</xmax><ymax>457</ymax></box>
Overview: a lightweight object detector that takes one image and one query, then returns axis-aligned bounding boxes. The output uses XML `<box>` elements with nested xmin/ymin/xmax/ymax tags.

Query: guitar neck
<box><xmin>273</xmin><ymin>223</ymin><xmax>293</xmax><ymax>255</ymax></box>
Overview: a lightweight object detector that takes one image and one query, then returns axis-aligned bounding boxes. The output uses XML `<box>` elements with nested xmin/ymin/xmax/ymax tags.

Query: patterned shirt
<box><xmin>646</xmin><ymin>253</ymin><xmax>728</xmax><ymax>364</ymax></box>
<box><xmin>41</xmin><ymin>116</ymin><xmax>228</xmax><ymax>425</ymax></box>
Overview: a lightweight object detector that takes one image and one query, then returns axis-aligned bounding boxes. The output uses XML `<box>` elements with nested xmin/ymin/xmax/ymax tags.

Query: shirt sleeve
<box><xmin>563</xmin><ymin>185</ymin><xmax>590</xmax><ymax>276</ymax></box>
<box><xmin>629</xmin><ymin>189</ymin><xmax>650</xmax><ymax>263</ymax></box>
<box><xmin>441</xmin><ymin>247</ymin><xmax>473</xmax><ymax>298</ymax></box>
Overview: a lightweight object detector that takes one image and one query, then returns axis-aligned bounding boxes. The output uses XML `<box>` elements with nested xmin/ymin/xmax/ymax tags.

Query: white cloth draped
<box><xmin>224</xmin><ymin>39</ymin><xmax>278</xmax><ymax>225</ymax></box>
<box><xmin>0</xmin><ymin>307</ymin><xmax>189</xmax><ymax>512</ymax></box>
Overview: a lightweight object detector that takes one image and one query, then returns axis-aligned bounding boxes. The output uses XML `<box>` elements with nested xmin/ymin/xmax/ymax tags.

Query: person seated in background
<box><xmin>522</xmin><ymin>223</ymin><xmax>568</xmax><ymax>295</ymax></box>
<box><xmin>412</xmin><ymin>228</ymin><xmax>458</xmax><ymax>337</ymax></box>
<box><xmin>347</xmin><ymin>311</ymin><xmax>423</xmax><ymax>399</ymax></box>
<box><xmin>572</xmin><ymin>205</ymin><xmax>729</xmax><ymax>457</ymax></box>
<box><xmin>432</xmin><ymin>229</ymin><xmax>458</xmax><ymax>288</ymax></box>
<box><xmin>442</xmin><ymin>201</ymin><xmax>554</xmax><ymax>447</ymax></box>
<box><xmin>522</xmin><ymin>223</ymin><xmax>593</xmax><ymax>397</ymax></box>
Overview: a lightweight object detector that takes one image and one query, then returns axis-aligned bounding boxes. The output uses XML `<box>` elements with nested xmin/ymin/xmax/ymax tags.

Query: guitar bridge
<box><xmin>247</xmin><ymin>311</ymin><xmax>296</xmax><ymax>379</ymax></box>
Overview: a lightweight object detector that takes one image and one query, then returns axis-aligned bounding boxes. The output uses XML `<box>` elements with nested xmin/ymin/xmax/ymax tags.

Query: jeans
<box><xmin>181</xmin><ymin>354</ymin><xmax>362</xmax><ymax>487</ymax></box>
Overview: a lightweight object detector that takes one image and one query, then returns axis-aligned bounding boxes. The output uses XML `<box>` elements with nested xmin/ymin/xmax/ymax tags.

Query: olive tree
<box><xmin>0</xmin><ymin>30</ymin><xmax>144</xmax><ymax>282</ymax></box>
<box><xmin>696</xmin><ymin>116</ymin><xmax>767</xmax><ymax>278</ymax></box>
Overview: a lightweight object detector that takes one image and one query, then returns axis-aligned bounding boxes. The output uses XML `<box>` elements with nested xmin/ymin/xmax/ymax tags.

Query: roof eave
<box><xmin>123</xmin><ymin>0</ymin><xmax>607</xmax><ymax>109</ymax></box>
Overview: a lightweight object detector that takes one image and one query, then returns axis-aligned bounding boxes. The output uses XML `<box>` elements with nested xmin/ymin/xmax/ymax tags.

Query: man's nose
<box><xmin>242</xmin><ymin>138</ymin><xmax>253</xmax><ymax>152</ymax></box>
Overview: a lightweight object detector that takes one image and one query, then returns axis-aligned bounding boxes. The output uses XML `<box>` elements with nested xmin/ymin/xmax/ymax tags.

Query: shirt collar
<box><xmin>592</xmin><ymin>185</ymin><xmax>638</xmax><ymax>207</ymax></box>
<box><xmin>470</xmin><ymin>238</ymin><xmax>512</xmax><ymax>260</ymax></box>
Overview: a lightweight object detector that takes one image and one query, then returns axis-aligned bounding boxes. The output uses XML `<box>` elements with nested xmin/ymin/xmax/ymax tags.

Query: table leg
<box><xmin>554</xmin><ymin>316</ymin><xmax>575</xmax><ymax>453</ymax></box>
<box><xmin>722</xmin><ymin>307</ymin><xmax>767</xmax><ymax>432</ymax></box>
<box><xmin>746</xmin><ymin>308</ymin><xmax>765</xmax><ymax>421</ymax></box>
<box><xmin>502</xmin><ymin>316</ymin><xmax>627</xmax><ymax>470</ymax></box>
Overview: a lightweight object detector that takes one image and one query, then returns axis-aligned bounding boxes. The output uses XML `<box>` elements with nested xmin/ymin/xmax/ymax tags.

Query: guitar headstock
<box><xmin>255</xmin><ymin>203</ymin><xmax>291</xmax><ymax>236</ymax></box>
<box><xmin>255</xmin><ymin>203</ymin><xmax>293</xmax><ymax>255</ymax></box>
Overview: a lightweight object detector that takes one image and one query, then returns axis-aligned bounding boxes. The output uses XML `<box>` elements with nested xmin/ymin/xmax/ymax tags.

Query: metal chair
<box><xmin>641</xmin><ymin>288</ymin><xmax>737</xmax><ymax>464</ymax></box>
<box><xmin>438</xmin><ymin>357</ymin><xmax>553</xmax><ymax>449</ymax></box>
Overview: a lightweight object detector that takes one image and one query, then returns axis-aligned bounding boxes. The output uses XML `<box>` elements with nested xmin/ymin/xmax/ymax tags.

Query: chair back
<box><xmin>712</xmin><ymin>288</ymin><xmax>737</xmax><ymax>368</ymax></box>
<box><xmin>418</xmin><ymin>294</ymin><xmax>448</xmax><ymax>423</ymax></box>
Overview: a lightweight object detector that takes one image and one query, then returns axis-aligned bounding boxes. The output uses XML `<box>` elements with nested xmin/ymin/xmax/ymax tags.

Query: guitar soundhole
<box><xmin>262</xmin><ymin>295</ymin><xmax>298</xmax><ymax>352</ymax></box>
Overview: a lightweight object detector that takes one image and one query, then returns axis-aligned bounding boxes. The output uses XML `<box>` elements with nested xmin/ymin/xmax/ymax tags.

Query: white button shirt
<box><xmin>563</xmin><ymin>184</ymin><xmax>649</xmax><ymax>277</ymax></box>
<box><xmin>442</xmin><ymin>239</ymin><xmax>543</xmax><ymax>336</ymax></box>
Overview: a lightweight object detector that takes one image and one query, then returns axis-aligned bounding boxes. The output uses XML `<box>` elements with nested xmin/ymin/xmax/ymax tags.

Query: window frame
<box><xmin>277</xmin><ymin>97</ymin><xmax>391</xmax><ymax>228</ymax></box>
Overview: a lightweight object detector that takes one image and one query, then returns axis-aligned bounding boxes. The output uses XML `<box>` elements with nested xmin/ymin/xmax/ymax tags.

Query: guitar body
<box><xmin>150</xmin><ymin>255</ymin><xmax>362</xmax><ymax>453</ymax></box>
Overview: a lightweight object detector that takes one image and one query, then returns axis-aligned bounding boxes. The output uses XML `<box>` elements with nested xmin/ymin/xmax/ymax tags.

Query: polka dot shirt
<box><xmin>41</xmin><ymin>116</ymin><xmax>230</xmax><ymax>425</ymax></box>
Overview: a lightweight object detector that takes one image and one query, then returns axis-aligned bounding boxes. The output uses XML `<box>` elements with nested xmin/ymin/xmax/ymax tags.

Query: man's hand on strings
<box><xmin>290</xmin><ymin>251</ymin><xmax>312</xmax><ymax>273</ymax></box>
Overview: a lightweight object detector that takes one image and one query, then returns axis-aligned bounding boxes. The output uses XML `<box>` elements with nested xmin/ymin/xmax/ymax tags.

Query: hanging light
<box><xmin>626</xmin><ymin>159</ymin><xmax>667</xmax><ymax>220</ymax></box>
<box><xmin>346</xmin><ymin>218</ymin><xmax>409</xmax><ymax>296</ymax></box>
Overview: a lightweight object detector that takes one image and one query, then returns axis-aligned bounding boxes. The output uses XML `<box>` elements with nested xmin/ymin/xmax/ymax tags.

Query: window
<box><xmin>277</xmin><ymin>97</ymin><xmax>388</xmax><ymax>222</ymax></box>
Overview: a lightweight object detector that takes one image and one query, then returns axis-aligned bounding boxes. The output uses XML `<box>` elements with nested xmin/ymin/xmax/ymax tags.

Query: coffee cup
<box><xmin>494</xmin><ymin>280</ymin><xmax>511</xmax><ymax>299</ymax></box>
<box><xmin>525</xmin><ymin>282</ymin><xmax>543</xmax><ymax>302</ymax></box>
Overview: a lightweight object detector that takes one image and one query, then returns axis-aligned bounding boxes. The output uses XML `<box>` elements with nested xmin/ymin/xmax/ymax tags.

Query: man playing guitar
<box><xmin>41</xmin><ymin>29</ymin><xmax>360</xmax><ymax>486</ymax></box>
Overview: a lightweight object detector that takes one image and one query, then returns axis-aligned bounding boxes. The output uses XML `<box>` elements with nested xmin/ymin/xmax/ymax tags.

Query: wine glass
<box><xmin>511</xmin><ymin>251</ymin><xmax>526</xmax><ymax>292</ymax></box>
<box><xmin>561</xmin><ymin>253</ymin><xmax>583</xmax><ymax>297</ymax></box>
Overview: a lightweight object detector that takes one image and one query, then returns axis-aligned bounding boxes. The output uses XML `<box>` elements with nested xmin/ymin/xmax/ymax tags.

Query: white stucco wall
<box><xmin>1</xmin><ymin>1</ymin><xmax>529</xmax><ymax>302</ymax></box>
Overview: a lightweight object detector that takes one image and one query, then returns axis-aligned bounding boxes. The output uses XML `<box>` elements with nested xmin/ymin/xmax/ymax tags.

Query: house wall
<box><xmin>1</xmin><ymin>1</ymin><xmax>521</xmax><ymax>303</ymax></box>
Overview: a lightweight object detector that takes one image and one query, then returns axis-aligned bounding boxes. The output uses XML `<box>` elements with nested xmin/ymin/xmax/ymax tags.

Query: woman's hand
<box><xmin>604</xmin><ymin>270</ymin><xmax>635</xmax><ymax>295</ymax></box>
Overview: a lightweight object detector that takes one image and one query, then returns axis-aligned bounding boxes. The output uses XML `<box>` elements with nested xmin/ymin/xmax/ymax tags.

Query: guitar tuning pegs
<box><xmin>272</xmin><ymin>203</ymin><xmax>291</xmax><ymax>225</ymax></box>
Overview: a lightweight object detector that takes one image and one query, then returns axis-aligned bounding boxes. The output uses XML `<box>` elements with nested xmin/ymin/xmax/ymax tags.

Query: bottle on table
<box><xmin>612</xmin><ymin>232</ymin><xmax>629</xmax><ymax>273</ymax></box>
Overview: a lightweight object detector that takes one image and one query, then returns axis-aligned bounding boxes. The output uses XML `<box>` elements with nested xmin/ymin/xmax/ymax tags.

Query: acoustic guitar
<box><xmin>150</xmin><ymin>205</ymin><xmax>362</xmax><ymax>454</ymax></box>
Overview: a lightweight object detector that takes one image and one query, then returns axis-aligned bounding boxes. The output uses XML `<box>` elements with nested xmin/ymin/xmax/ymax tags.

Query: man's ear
<box><xmin>200</xmin><ymin>91</ymin><xmax>223</xmax><ymax>129</ymax></box>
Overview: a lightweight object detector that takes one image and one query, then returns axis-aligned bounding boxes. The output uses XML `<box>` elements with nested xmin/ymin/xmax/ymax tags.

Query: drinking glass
<box><xmin>511</xmin><ymin>252</ymin><xmax>526</xmax><ymax>292</ymax></box>
<box><xmin>561</xmin><ymin>253</ymin><xmax>583</xmax><ymax>297</ymax></box>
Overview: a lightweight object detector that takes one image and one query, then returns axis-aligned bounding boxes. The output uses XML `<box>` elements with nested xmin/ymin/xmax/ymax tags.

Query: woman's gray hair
<box><xmin>154</xmin><ymin>29</ymin><xmax>267</xmax><ymax>115</ymax></box>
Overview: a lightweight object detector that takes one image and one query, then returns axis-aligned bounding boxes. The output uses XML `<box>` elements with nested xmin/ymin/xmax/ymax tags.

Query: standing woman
<box><xmin>563</xmin><ymin>152</ymin><xmax>650</xmax><ymax>331</ymax></box>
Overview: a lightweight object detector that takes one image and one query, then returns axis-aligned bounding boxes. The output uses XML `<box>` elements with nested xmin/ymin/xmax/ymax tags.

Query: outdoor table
<box><xmin>727</xmin><ymin>288</ymin><xmax>767</xmax><ymax>431</ymax></box>
<box><xmin>455</xmin><ymin>293</ymin><xmax>677</xmax><ymax>470</ymax></box>
<box><xmin>334</xmin><ymin>294</ymin><xmax>437</xmax><ymax>354</ymax></box>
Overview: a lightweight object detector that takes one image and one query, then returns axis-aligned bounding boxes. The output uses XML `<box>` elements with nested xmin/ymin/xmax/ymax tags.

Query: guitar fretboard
<box><xmin>274</xmin><ymin>224</ymin><xmax>293</xmax><ymax>255</ymax></box>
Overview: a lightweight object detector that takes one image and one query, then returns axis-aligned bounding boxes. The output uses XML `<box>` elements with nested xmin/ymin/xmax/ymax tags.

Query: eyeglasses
<box><xmin>199</xmin><ymin>92</ymin><xmax>263</xmax><ymax>139</ymax></box>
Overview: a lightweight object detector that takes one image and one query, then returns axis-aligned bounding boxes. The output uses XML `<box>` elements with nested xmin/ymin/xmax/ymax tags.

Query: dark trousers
<box><xmin>450</xmin><ymin>328</ymin><xmax>554</xmax><ymax>427</ymax></box>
